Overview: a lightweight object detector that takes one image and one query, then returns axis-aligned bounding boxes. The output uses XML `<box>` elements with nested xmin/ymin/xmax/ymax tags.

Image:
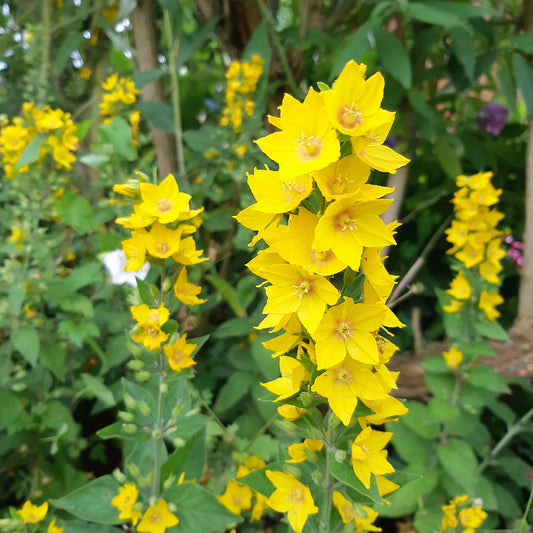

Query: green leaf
<box><xmin>424</xmin><ymin>369</ymin><xmax>456</xmax><ymax>401</ymax></box>
<box><xmin>374</xmin><ymin>29</ymin><xmax>412</xmax><ymax>89</ymax></box>
<box><xmin>428</xmin><ymin>397</ymin><xmax>459</xmax><ymax>421</ymax></box>
<box><xmin>183</xmin><ymin>126</ymin><xmax>222</xmax><ymax>153</ymax></box>
<box><xmin>58</xmin><ymin>320</ymin><xmax>99</xmax><ymax>347</ymax></box>
<box><xmin>53</xmin><ymin>32</ymin><xmax>84</xmax><ymax>75</ymax></box>
<box><xmin>161</xmin><ymin>428</ymin><xmax>206</xmax><ymax>484</ymax></box>
<box><xmin>15</xmin><ymin>137</ymin><xmax>42</xmax><ymax>169</ymax></box>
<box><xmin>7</xmin><ymin>281</ymin><xmax>25</xmax><ymax>315</ymax></box>
<box><xmin>137</xmin><ymin>101</ymin><xmax>175</xmax><ymax>133</ymax></box>
<box><xmin>50</xmin><ymin>475</ymin><xmax>122</xmax><ymax>524</ymax></box>
<box><xmin>464</xmin><ymin>365</ymin><xmax>509</xmax><ymax>393</ymax></box>
<box><xmin>164</xmin><ymin>482</ymin><xmax>239</xmax><ymax>532</ymax></box>
<box><xmin>79</xmin><ymin>153</ymin><xmax>110</xmax><ymax>167</ymax></box>
<box><xmin>407</xmin><ymin>2</ymin><xmax>463</xmax><ymax>27</ymax></box>
<box><xmin>177</xmin><ymin>18</ymin><xmax>217</xmax><ymax>67</ymax></box>
<box><xmin>237</xmin><ymin>462</ymin><xmax>284</xmax><ymax>496</ymax></box>
<box><xmin>55</xmin><ymin>190</ymin><xmax>97</xmax><ymax>234</ymax></box>
<box><xmin>462</xmin><ymin>341</ymin><xmax>495</xmax><ymax>358</ymax></box>
<box><xmin>401</xmin><ymin>402</ymin><xmax>440</xmax><ymax>439</ymax></box>
<box><xmin>449</xmin><ymin>26</ymin><xmax>475</xmax><ymax>78</ymax></box>
<box><xmin>97</xmin><ymin>422</ymin><xmax>150</xmax><ymax>441</ymax></box>
<box><xmin>0</xmin><ymin>388</ymin><xmax>22</xmax><ymax>430</ymax></box>
<box><xmin>205</xmin><ymin>274</ymin><xmax>246</xmax><ymax>317</ymax></box>
<box><xmin>422</xmin><ymin>355</ymin><xmax>451</xmax><ymax>374</ymax></box>
<box><xmin>12</xmin><ymin>326</ymin><xmax>40</xmax><ymax>365</ymax></box>
<box><xmin>80</xmin><ymin>374</ymin><xmax>116</xmax><ymax>408</ymax></box>
<box><xmin>213</xmin><ymin>316</ymin><xmax>256</xmax><ymax>338</ymax></box>
<box><xmin>386</xmin><ymin>418</ymin><xmax>433</xmax><ymax>465</ymax></box>
<box><xmin>499</xmin><ymin>456</ymin><xmax>533</xmax><ymax>488</ymax></box>
<box><xmin>329</xmin><ymin>458</ymin><xmax>382</xmax><ymax>503</ymax></box>
<box><xmin>99</xmin><ymin>117</ymin><xmax>137</xmax><ymax>161</ymax></box>
<box><xmin>214</xmin><ymin>371</ymin><xmax>255</xmax><ymax>413</ymax></box>
<box><xmin>330</xmin><ymin>22</ymin><xmax>372</xmax><ymax>78</ymax></box>
<box><xmin>512</xmin><ymin>52</ymin><xmax>533</xmax><ymax>117</ymax></box>
<box><xmin>512</xmin><ymin>33</ymin><xmax>533</xmax><ymax>54</ymax></box>
<box><xmin>473</xmin><ymin>318</ymin><xmax>509</xmax><ymax>341</ymax></box>
<box><xmin>75</xmin><ymin>119</ymin><xmax>93</xmax><ymax>141</ymax></box>
<box><xmin>437</xmin><ymin>439</ymin><xmax>478</xmax><ymax>492</ymax></box>
<box><xmin>40</xmin><ymin>342</ymin><xmax>67</xmax><ymax>381</ymax></box>
<box><xmin>133</xmin><ymin>68</ymin><xmax>166</xmax><ymax>89</ymax></box>
<box><xmin>431</xmin><ymin>1</ymin><xmax>499</xmax><ymax>18</ymax></box>
<box><xmin>435</xmin><ymin>137</ymin><xmax>462</xmax><ymax>179</ymax></box>
<box><xmin>110</xmin><ymin>48</ymin><xmax>132</xmax><ymax>72</ymax></box>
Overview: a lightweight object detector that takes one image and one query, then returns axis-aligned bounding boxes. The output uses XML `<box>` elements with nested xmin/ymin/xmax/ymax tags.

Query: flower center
<box><xmin>156</xmin><ymin>242</ymin><xmax>170</xmax><ymax>255</ymax></box>
<box><xmin>312</xmin><ymin>249</ymin><xmax>328</xmax><ymax>262</ymax></box>
<box><xmin>335</xmin><ymin>212</ymin><xmax>357</xmax><ymax>232</ymax></box>
<box><xmin>338</xmin><ymin>104</ymin><xmax>362</xmax><ymax>128</ymax></box>
<box><xmin>296</xmin><ymin>133</ymin><xmax>322</xmax><ymax>160</ymax></box>
<box><xmin>146</xmin><ymin>326</ymin><xmax>159</xmax><ymax>338</ymax></box>
<box><xmin>336</xmin><ymin>367</ymin><xmax>352</xmax><ymax>384</ymax></box>
<box><xmin>336</xmin><ymin>321</ymin><xmax>352</xmax><ymax>339</ymax></box>
<box><xmin>293</xmin><ymin>280</ymin><xmax>312</xmax><ymax>298</ymax></box>
<box><xmin>156</xmin><ymin>198</ymin><xmax>173</xmax><ymax>214</ymax></box>
<box><xmin>287</xmin><ymin>486</ymin><xmax>305</xmax><ymax>504</ymax></box>
<box><xmin>150</xmin><ymin>512</ymin><xmax>161</xmax><ymax>524</ymax></box>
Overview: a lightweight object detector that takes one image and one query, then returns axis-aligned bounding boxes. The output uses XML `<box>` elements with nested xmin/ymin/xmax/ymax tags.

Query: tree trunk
<box><xmin>131</xmin><ymin>0</ymin><xmax>177</xmax><ymax>177</ymax></box>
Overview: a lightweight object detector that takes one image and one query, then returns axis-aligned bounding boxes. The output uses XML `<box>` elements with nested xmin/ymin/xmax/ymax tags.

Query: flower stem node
<box><xmin>122</xmin><ymin>423</ymin><xmax>137</xmax><ymax>433</ymax></box>
<box><xmin>151</xmin><ymin>428</ymin><xmax>162</xmax><ymax>439</ymax></box>
<box><xmin>299</xmin><ymin>391</ymin><xmax>314</xmax><ymax>407</ymax></box>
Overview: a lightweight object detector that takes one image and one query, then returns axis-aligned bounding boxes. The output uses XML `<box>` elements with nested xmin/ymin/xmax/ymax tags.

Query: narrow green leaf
<box><xmin>512</xmin><ymin>33</ymin><xmax>533</xmax><ymax>54</ymax></box>
<box><xmin>464</xmin><ymin>365</ymin><xmax>509</xmax><ymax>393</ymax></box>
<box><xmin>7</xmin><ymin>281</ymin><xmax>25</xmax><ymax>315</ymax></box>
<box><xmin>329</xmin><ymin>458</ymin><xmax>382</xmax><ymax>503</ymax></box>
<box><xmin>99</xmin><ymin>117</ymin><xmax>137</xmax><ymax>160</ymax></box>
<box><xmin>53</xmin><ymin>33</ymin><xmax>84</xmax><ymax>75</ymax></box>
<box><xmin>79</xmin><ymin>153</ymin><xmax>110</xmax><ymax>167</ymax></box>
<box><xmin>435</xmin><ymin>137</ymin><xmax>462</xmax><ymax>179</ymax></box>
<box><xmin>40</xmin><ymin>342</ymin><xmax>67</xmax><ymax>381</ymax></box>
<box><xmin>15</xmin><ymin>137</ymin><xmax>42</xmax><ymax>169</ymax></box>
<box><xmin>205</xmin><ymin>274</ymin><xmax>246</xmax><ymax>317</ymax></box>
<box><xmin>80</xmin><ymin>374</ymin><xmax>116</xmax><ymax>408</ymax></box>
<box><xmin>512</xmin><ymin>53</ymin><xmax>533</xmax><ymax>117</ymax></box>
<box><xmin>330</xmin><ymin>23</ymin><xmax>372</xmax><ymax>78</ymax></box>
<box><xmin>214</xmin><ymin>371</ymin><xmax>255</xmax><ymax>412</ymax></box>
<box><xmin>473</xmin><ymin>318</ymin><xmax>509</xmax><ymax>341</ymax></box>
<box><xmin>374</xmin><ymin>29</ymin><xmax>412</xmax><ymax>89</ymax></box>
<box><xmin>12</xmin><ymin>326</ymin><xmax>40</xmax><ymax>366</ymax></box>
<box><xmin>136</xmin><ymin>278</ymin><xmax>157</xmax><ymax>307</ymax></box>
<box><xmin>177</xmin><ymin>18</ymin><xmax>217</xmax><ymax>67</ymax></box>
<box><xmin>237</xmin><ymin>462</ymin><xmax>284</xmax><ymax>497</ymax></box>
<box><xmin>407</xmin><ymin>2</ymin><xmax>463</xmax><ymax>27</ymax></box>
<box><xmin>50</xmin><ymin>476</ymin><xmax>122</xmax><ymax>524</ymax></box>
<box><xmin>449</xmin><ymin>26</ymin><xmax>475</xmax><ymax>79</ymax></box>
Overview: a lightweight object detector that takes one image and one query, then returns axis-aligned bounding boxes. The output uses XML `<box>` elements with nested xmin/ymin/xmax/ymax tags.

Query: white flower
<box><xmin>102</xmin><ymin>249</ymin><xmax>150</xmax><ymax>287</ymax></box>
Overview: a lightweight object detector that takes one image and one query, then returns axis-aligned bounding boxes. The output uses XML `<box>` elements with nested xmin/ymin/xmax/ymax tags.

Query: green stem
<box><xmin>477</xmin><ymin>406</ymin><xmax>533</xmax><ymax>474</ymax></box>
<box><xmin>517</xmin><ymin>481</ymin><xmax>533</xmax><ymax>533</ymax></box>
<box><xmin>152</xmin><ymin>349</ymin><xmax>164</xmax><ymax>498</ymax></box>
<box><xmin>163</xmin><ymin>10</ymin><xmax>186</xmax><ymax>181</ymax></box>
<box><xmin>319</xmin><ymin>416</ymin><xmax>334</xmax><ymax>533</ymax></box>
<box><xmin>244</xmin><ymin>413</ymin><xmax>277</xmax><ymax>452</ymax></box>
<box><xmin>256</xmin><ymin>0</ymin><xmax>299</xmax><ymax>95</ymax></box>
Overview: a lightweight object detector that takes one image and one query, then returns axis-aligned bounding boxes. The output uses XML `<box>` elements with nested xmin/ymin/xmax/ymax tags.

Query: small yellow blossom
<box><xmin>137</xmin><ymin>499</ymin><xmax>178</xmax><ymax>533</ymax></box>
<box><xmin>17</xmin><ymin>501</ymin><xmax>48</xmax><ymax>524</ymax></box>
<box><xmin>442</xmin><ymin>346</ymin><xmax>464</xmax><ymax>371</ymax></box>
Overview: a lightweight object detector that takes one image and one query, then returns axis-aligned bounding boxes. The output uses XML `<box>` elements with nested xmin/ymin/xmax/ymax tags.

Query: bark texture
<box><xmin>131</xmin><ymin>0</ymin><xmax>177</xmax><ymax>177</ymax></box>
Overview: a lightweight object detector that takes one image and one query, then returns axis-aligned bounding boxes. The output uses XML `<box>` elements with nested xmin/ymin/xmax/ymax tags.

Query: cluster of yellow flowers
<box><xmin>14</xmin><ymin>501</ymin><xmax>62</xmax><ymax>532</ymax></box>
<box><xmin>216</xmin><ymin>455</ymin><xmax>269</xmax><ymax>522</ymax></box>
<box><xmin>0</xmin><ymin>102</ymin><xmax>78</xmax><ymax>179</ymax></box>
<box><xmin>114</xmin><ymin>173</ymin><xmax>207</xmax><ymax>362</ymax></box>
<box><xmin>100</xmin><ymin>73</ymin><xmax>141</xmax><ymax>145</ymax></box>
<box><xmin>441</xmin><ymin>494</ymin><xmax>487</xmax><ymax>532</ymax></box>
<box><xmin>443</xmin><ymin>171</ymin><xmax>505</xmax><ymax>323</ymax></box>
<box><xmin>112</xmin><ymin>483</ymin><xmax>178</xmax><ymax>532</ymax></box>
<box><xmin>220</xmin><ymin>54</ymin><xmax>263</xmax><ymax>132</ymax></box>
<box><xmin>236</xmin><ymin>60</ymin><xmax>409</xmax><ymax>532</ymax></box>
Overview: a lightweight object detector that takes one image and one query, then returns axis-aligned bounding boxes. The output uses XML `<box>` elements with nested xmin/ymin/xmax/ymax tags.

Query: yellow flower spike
<box><xmin>173</xmin><ymin>267</ymin><xmax>206</xmax><ymax>306</ymax></box>
<box><xmin>265</xmin><ymin>470</ymin><xmax>318</xmax><ymax>533</ymax></box>
<box><xmin>257</xmin><ymin>88</ymin><xmax>340</xmax><ymax>179</ymax></box>
<box><xmin>312</xmin><ymin>297</ymin><xmax>387</xmax><ymax>369</ymax></box>
<box><xmin>311</xmin><ymin>356</ymin><xmax>387</xmax><ymax>426</ymax></box>
<box><xmin>139</xmin><ymin>174</ymin><xmax>192</xmax><ymax>224</ymax></box>
<box><xmin>261</xmin><ymin>356</ymin><xmax>308</xmax><ymax>401</ymax></box>
<box><xmin>163</xmin><ymin>334</ymin><xmax>197</xmax><ymax>372</ymax></box>
<box><xmin>17</xmin><ymin>501</ymin><xmax>48</xmax><ymax>524</ymax></box>
<box><xmin>137</xmin><ymin>499</ymin><xmax>178</xmax><ymax>533</ymax></box>
<box><xmin>442</xmin><ymin>346</ymin><xmax>464</xmax><ymax>371</ymax></box>
<box><xmin>111</xmin><ymin>483</ymin><xmax>141</xmax><ymax>524</ymax></box>
<box><xmin>312</xmin><ymin>196</ymin><xmax>395</xmax><ymax>271</ymax></box>
<box><xmin>350</xmin><ymin>426</ymin><xmax>395</xmax><ymax>489</ymax></box>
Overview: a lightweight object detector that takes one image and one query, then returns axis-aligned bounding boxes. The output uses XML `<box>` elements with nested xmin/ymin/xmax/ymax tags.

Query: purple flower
<box><xmin>476</xmin><ymin>103</ymin><xmax>509</xmax><ymax>136</ymax></box>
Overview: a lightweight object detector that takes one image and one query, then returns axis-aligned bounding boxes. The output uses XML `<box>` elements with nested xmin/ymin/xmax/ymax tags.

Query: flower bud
<box><xmin>136</xmin><ymin>370</ymin><xmax>151</xmax><ymax>382</ymax></box>
<box><xmin>127</xmin><ymin>359</ymin><xmax>144</xmax><ymax>371</ymax></box>
<box><xmin>172</xmin><ymin>437</ymin><xmax>186</xmax><ymax>448</ymax></box>
<box><xmin>137</xmin><ymin>476</ymin><xmax>149</xmax><ymax>487</ymax></box>
<box><xmin>171</xmin><ymin>405</ymin><xmax>184</xmax><ymax>418</ymax></box>
<box><xmin>127</xmin><ymin>463</ymin><xmax>141</xmax><ymax>478</ymax></box>
<box><xmin>124</xmin><ymin>392</ymin><xmax>137</xmax><ymax>409</ymax></box>
<box><xmin>163</xmin><ymin>475</ymin><xmax>176</xmax><ymax>490</ymax></box>
<box><xmin>122</xmin><ymin>423</ymin><xmax>137</xmax><ymax>433</ymax></box>
<box><xmin>160</xmin><ymin>382</ymin><xmax>168</xmax><ymax>394</ymax></box>
<box><xmin>334</xmin><ymin>449</ymin><xmax>347</xmax><ymax>463</ymax></box>
<box><xmin>113</xmin><ymin>468</ymin><xmax>127</xmax><ymax>484</ymax></box>
<box><xmin>163</xmin><ymin>278</ymin><xmax>172</xmax><ymax>293</ymax></box>
<box><xmin>138</xmin><ymin>401</ymin><xmax>151</xmax><ymax>416</ymax></box>
<box><xmin>152</xmin><ymin>428</ymin><xmax>162</xmax><ymax>439</ymax></box>
<box><xmin>148</xmin><ymin>496</ymin><xmax>157</xmax><ymax>508</ymax></box>
<box><xmin>118</xmin><ymin>411</ymin><xmax>134</xmax><ymax>422</ymax></box>
<box><xmin>311</xmin><ymin>469</ymin><xmax>324</xmax><ymax>485</ymax></box>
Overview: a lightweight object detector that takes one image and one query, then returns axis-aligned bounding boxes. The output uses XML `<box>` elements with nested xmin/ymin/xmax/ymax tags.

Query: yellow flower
<box><xmin>173</xmin><ymin>267</ymin><xmax>206</xmax><ymax>306</ymax></box>
<box><xmin>122</xmin><ymin>229</ymin><xmax>148</xmax><ymax>271</ymax></box>
<box><xmin>459</xmin><ymin>504</ymin><xmax>487</xmax><ymax>529</ymax></box>
<box><xmin>332</xmin><ymin>491</ymin><xmax>356</xmax><ymax>523</ymax></box>
<box><xmin>266</xmin><ymin>471</ymin><xmax>318</xmax><ymax>533</ymax></box>
<box><xmin>145</xmin><ymin>223</ymin><xmax>182</xmax><ymax>259</ymax></box>
<box><xmin>139</xmin><ymin>174</ymin><xmax>193</xmax><ymax>224</ymax></box>
<box><xmin>163</xmin><ymin>334</ymin><xmax>197</xmax><ymax>372</ymax></box>
<box><xmin>130</xmin><ymin>303</ymin><xmax>170</xmax><ymax>351</ymax></box>
<box><xmin>47</xmin><ymin>517</ymin><xmax>64</xmax><ymax>533</ymax></box>
<box><xmin>446</xmin><ymin>270</ymin><xmax>471</xmax><ymax>300</ymax></box>
<box><xmin>111</xmin><ymin>483</ymin><xmax>141</xmax><ymax>524</ymax></box>
<box><xmin>312</xmin><ymin>297</ymin><xmax>387</xmax><ymax>369</ymax></box>
<box><xmin>351</xmin><ymin>427</ymin><xmax>394</xmax><ymax>489</ymax></box>
<box><xmin>312</xmin><ymin>196</ymin><xmax>395</xmax><ymax>271</ymax></box>
<box><xmin>354</xmin><ymin>506</ymin><xmax>381</xmax><ymax>532</ymax></box>
<box><xmin>17</xmin><ymin>501</ymin><xmax>48</xmax><ymax>524</ymax></box>
<box><xmin>442</xmin><ymin>298</ymin><xmax>463</xmax><ymax>314</ymax></box>
<box><xmin>311</xmin><ymin>356</ymin><xmax>387</xmax><ymax>426</ymax></box>
<box><xmin>261</xmin><ymin>356</ymin><xmax>308</xmax><ymax>401</ymax></box>
<box><xmin>277</xmin><ymin>404</ymin><xmax>306</xmax><ymax>421</ymax></box>
<box><xmin>286</xmin><ymin>439</ymin><xmax>324</xmax><ymax>463</ymax></box>
<box><xmin>137</xmin><ymin>499</ymin><xmax>178</xmax><ymax>533</ymax></box>
<box><xmin>217</xmin><ymin>480</ymin><xmax>253</xmax><ymax>514</ymax></box>
<box><xmin>79</xmin><ymin>66</ymin><xmax>93</xmax><ymax>80</ymax></box>
<box><xmin>257</xmin><ymin>88</ymin><xmax>340</xmax><ymax>179</ymax></box>
<box><xmin>261</xmin><ymin>262</ymin><xmax>340</xmax><ymax>334</ymax></box>
<box><xmin>131</xmin><ymin>303</ymin><xmax>169</xmax><ymax>327</ymax></box>
<box><xmin>442</xmin><ymin>346</ymin><xmax>463</xmax><ymax>371</ymax></box>
<box><xmin>479</xmin><ymin>290</ymin><xmax>504</xmax><ymax>321</ymax></box>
